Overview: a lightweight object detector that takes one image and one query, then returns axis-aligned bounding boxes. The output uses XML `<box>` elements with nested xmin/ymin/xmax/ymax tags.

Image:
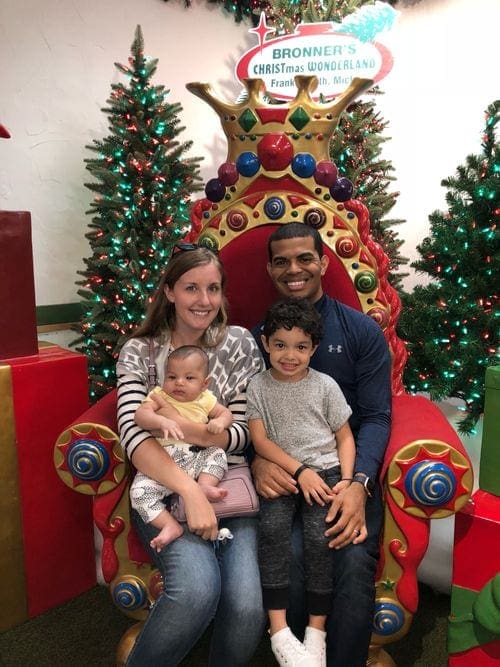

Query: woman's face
<box><xmin>164</xmin><ymin>261</ymin><xmax>223</xmax><ymax>337</ymax></box>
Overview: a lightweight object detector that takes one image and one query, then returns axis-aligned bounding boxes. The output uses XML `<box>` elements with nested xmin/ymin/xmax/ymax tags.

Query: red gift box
<box><xmin>449</xmin><ymin>491</ymin><xmax>500</xmax><ymax>665</ymax></box>
<box><xmin>0</xmin><ymin>346</ymin><xmax>95</xmax><ymax>630</ymax></box>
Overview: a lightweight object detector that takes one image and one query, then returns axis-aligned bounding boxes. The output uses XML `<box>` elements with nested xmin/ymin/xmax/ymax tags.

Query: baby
<box><xmin>130</xmin><ymin>345</ymin><xmax>233</xmax><ymax>550</ymax></box>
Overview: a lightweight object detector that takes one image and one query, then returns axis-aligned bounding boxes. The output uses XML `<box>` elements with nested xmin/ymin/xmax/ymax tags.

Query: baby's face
<box><xmin>163</xmin><ymin>354</ymin><xmax>208</xmax><ymax>402</ymax></box>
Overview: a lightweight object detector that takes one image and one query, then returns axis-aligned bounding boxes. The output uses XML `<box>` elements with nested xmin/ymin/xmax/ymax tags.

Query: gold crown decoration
<box><xmin>186</xmin><ymin>75</ymin><xmax>373</xmax><ymax>164</ymax></box>
<box><xmin>186</xmin><ymin>76</ymin><xmax>407</xmax><ymax>392</ymax></box>
<box><xmin>185</xmin><ymin>75</ymin><xmax>373</xmax><ymax>220</ymax></box>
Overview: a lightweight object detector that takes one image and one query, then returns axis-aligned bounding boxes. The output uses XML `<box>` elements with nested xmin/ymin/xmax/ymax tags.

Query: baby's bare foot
<box><xmin>199</xmin><ymin>485</ymin><xmax>229</xmax><ymax>502</ymax></box>
<box><xmin>150</xmin><ymin>520</ymin><xmax>183</xmax><ymax>552</ymax></box>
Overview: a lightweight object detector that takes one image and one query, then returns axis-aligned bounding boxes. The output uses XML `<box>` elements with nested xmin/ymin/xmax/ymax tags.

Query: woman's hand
<box><xmin>251</xmin><ymin>455</ymin><xmax>298</xmax><ymax>498</ymax></box>
<box><xmin>157</xmin><ymin>403</ymin><xmax>182</xmax><ymax>420</ymax></box>
<box><xmin>206</xmin><ymin>417</ymin><xmax>226</xmax><ymax>434</ymax></box>
<box><xmin>325</xmin><ymin>483</ymin><xmax>368</xmax><ymax>548</ymax></box>
<box><xmin>297</xmin><ymin>468</ymin><xmax>334</xmax><ymax>506</ymax></box>
<box><xmin>182</xmin><ymin>484</ymin><xmax>218</xmax><ymax>541</ymax></box>
<box><xmin>131</xmin><ymin>439</ymin><xmax>218</xmax><ymax>540</ymax></box>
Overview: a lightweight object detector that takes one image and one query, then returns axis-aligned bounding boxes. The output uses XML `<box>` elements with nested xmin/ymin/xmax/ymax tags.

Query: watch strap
<box><xmin>352</xmin><ymin>473</ymin><xmax>373</xmax><ymax>497</ymax></box>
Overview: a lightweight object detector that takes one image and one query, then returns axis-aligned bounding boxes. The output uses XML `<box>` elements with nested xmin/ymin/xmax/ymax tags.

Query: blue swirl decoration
<box><xmin>112</xmin><ymin>579</ymin><xmax>148</xmax><ymax>612</ymax></box>
<box><xmin>291</xmin><ymin>153</ymin><xmax>316</xmax><ymax>178</ymax></box>
<box><xmin>372</xmin><ymin>601</ymin><xmax>405</xmax><ymax>637</ymax></box>
<box><xmin>405</xmin><ymin>460</ymin><xmax>456</xmax><ymax>506</ymax></box>
<box><xmin>67</xmin><ymin>438</ymin><xmax>110</xmax><ymax>482</ymax></box>
<box><xmin>264</xmin><ymin>197</ymin><xmax>286</xmax><ymax>220</ymax></box>
<box><xmin>236</xmin><ymin>151</ymin><xmax>260</xmax><ymax>177</ymax></box>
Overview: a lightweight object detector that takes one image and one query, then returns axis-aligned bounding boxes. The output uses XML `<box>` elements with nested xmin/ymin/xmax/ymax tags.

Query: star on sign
<box><xmin>249</xmin><ymin>12</ymin><xmax>275</xmax><ymax>50</ymax></box>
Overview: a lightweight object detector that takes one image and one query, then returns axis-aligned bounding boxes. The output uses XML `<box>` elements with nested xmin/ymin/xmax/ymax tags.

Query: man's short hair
<box><xmin>267</xmin><ymin>222</ymin><xmax>324</xmax><ymax>261</ymax></box>
<box><xmin>262</xmin><ymin>297</ymin><xmax>323</xmax><ymax>346</ymax></box>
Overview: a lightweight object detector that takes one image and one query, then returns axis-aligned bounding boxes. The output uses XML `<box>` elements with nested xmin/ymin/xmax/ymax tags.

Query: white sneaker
<box><xmin>271</xmin><ymin>627</ymin><xmax>316</xmax><ymax>666</ymax></box>
<box><xmin>303</xmin><ymin>626</ymin><xmax>327</xmax><ymax>667</ymax></box>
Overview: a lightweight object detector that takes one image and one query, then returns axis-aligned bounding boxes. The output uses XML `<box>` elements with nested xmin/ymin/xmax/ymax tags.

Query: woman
<box><xmin>116</xmin><ymin>244</ymin><xmax>265</xmax><ymax>666</ymax></box>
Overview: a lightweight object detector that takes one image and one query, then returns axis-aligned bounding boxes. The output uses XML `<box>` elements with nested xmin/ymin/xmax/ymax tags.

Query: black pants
<box><xmin>258</xmin><ymin>466</ymin><xmax>341</xmax><ymax>616</ymax></box>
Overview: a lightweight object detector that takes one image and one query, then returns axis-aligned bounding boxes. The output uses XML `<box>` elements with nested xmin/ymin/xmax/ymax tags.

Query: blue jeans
<box><xmin>127</xmin><ymin>511</ymin><xmax>265</xmax><ymax>666</ymax></box>
<box><xmin>288</xmin><ymin>484</ymin><xmax>384</xmax><ymax>667</ymax></box>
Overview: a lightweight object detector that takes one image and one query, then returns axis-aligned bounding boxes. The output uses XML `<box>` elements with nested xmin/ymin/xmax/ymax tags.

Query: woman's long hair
<box><xmin>133</xmin><ymin>247</ymin><xmax>228</xmax><ymax>347</ymax></box>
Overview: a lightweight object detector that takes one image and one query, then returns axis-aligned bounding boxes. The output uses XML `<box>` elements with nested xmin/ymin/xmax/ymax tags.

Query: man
<box><xmin>251</xmin><ymin>222</ymin><xmax>392</xmax><ymax>667</ymax></box>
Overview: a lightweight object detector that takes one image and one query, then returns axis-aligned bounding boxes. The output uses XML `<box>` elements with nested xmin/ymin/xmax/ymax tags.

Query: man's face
<box><xmin>267</xmin><ymin>236</ymin><xmax>328</xmax><ymax>303</ymax></box>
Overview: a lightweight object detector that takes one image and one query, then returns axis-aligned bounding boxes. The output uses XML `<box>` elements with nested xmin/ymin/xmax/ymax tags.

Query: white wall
<box><xmin>378</xmin><ymin>0</ymin><xmax>499</xmax><ymax>289</ymax></box>
<box><xmin>0</xmin><ymin>0</ymin><xmax>498</xmax><ymax>306</ymax></box>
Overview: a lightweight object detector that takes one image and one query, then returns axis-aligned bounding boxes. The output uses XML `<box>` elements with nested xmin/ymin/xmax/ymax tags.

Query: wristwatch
<box><xmin>352</xmin><ymin>473</ymin><xmax>374</xmax><ymax>498</ymax></box>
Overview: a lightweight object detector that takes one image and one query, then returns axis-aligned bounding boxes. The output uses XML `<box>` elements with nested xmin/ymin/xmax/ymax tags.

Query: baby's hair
<box><xmin>263</xmin><ymin>297</ymin><xmax>323</xmax><ymax>346</ymax></box>
<box><xmin>166</xmin><ymin>345</ymin><xmax>209</xmax><ymax>375</ymax></box>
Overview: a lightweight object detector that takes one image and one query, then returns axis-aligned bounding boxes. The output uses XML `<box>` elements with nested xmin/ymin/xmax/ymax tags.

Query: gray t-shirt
<box><xmin>246</xmin><ymin>368</ymin><xmax>352</xmax><ymax>471</ymax></box>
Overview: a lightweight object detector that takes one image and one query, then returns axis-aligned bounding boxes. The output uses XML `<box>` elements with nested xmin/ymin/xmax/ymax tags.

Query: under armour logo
<box><xmin>328</xmin><ymin>344</ymin><xmax>343</xmax><ymax>353</ymax></box>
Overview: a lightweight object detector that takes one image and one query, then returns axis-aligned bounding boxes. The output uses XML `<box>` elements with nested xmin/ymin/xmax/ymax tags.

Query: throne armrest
<box><xmin>54</xmin><ymin>389</ymin><xmax>160</xmax><ymax>620</ymax></box>
<box><xmin>372</xmin><ymin>393</ymin><xmax>473</xmax><ymax>649</ymax></box>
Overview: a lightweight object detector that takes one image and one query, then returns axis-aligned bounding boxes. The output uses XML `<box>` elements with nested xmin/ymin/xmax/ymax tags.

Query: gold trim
<box><xmin>387</xmin><ymin>439</ymin><xmax>472</xmax><ymax>518</ymax></box>
<box><xmin>54</xmin><ymin>422</ymin><xmax>125</xmax><ymax>495</ymax></box>
<box><xmin>372</xmin><ymin>505</ymin><xmax>413</xmax><ymax>647</ymax></box>
<box><xmin>368</xmin><ymin>645</ymin><xmax>397</xmax><ymax>666</ymax></box>
<box><xmin>107</xmin><ymin>487</ymin><xmax>158</xmax><ymax>621</ymax></box>
<box><xmin>37</xmin><ymin>322</ymin><xmax>75</xmax><ymax>333</ymax></box>
<box><xmin>0</xmin><ymin>365</ymin><xmax>28</xmax><ymax>629</ymax></box>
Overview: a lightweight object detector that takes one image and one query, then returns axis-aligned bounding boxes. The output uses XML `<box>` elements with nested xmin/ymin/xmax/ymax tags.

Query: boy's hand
<box><xmin>207</xmin><ymin>417</ymin><xmax>225</xmax><ymax>434</ymax></box>
<box><xmin>331</xmin><ymin>479</ymin><xmax>352</xmax><ymax>494</ymax></box>
<box><xmin>297</xmin><ymin>468</ymin><xmax>335</xmax><ymax>506</ymax></box>
<box><xmin>160</xmin><ymin>417</ymin><xmax>184</xmax><ymax>441</ymax></box>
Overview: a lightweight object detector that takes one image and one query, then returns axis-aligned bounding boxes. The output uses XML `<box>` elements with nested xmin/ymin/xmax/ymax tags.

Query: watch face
<box><xmin>366</xmin><ymin>477</ymin><xmax>374</xmax><ymax>495</ymax></box>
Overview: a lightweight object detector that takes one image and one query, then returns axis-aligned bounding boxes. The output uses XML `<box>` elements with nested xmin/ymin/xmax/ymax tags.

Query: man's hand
<box><xmin>251</xmin><ymin>455</ymin><xmax>298</xmax><ymax>498</ymax></box>
<box><xmin>325</xmin><ymin>482</ymin><xmax>368</xmax><ymax>549</ymax></box>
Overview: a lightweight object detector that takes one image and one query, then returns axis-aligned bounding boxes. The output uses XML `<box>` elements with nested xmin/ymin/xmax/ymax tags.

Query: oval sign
<box><xmin>236</xmin><ymin>23</ymin><xmax>393</xmax><ymax>101</ymax></box>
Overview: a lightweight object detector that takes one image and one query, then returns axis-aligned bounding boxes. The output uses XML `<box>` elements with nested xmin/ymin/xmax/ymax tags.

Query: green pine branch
<box><xmin>399</xmin><ymin>100</ymin><xmax>499</xmax><ymax>434</ymax></box>
<box><xmin>74</xmin><ymin>25</ymin><xmax>202</xmax><ymax>400</ymax></box>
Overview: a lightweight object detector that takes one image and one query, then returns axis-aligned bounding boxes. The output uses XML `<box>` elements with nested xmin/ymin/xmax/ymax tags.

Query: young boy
<box><xmin>130</xmin><ymin>345</ymin><xmax>233</xmax><ymax>551</ymax></box>
<box><xmin>246</xmin><ymin>297</ymin><xmax>358</xmax><ymax>667</ymax></box>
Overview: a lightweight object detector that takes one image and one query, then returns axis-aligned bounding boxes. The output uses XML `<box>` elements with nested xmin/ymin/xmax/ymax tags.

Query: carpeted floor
<box><xmin>0</xmin><ymin>583</ymin><xmax>449</xmax><ymax>666</ymax></box>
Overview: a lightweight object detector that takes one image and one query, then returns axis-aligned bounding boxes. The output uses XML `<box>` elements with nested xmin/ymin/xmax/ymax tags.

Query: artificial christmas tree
<box><xmin>74</xmin><ymin>26</ymin><xmax>202</xmax><ymax>400</ymax></box>
<box><xmin>399</xmin><ymin>100</ymin><xmax>499</xmax><ymax>434</ymax></box>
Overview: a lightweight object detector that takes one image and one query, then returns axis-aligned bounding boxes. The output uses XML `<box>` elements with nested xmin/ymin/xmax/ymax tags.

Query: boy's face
<box><xmin>163</xmin><ymin>354</ymin><xmax>209</xmax><ymax>402</ymax></box>
<box><xmin>262</xmin><ymin>326</ymin><xmax>317</xmax><ymax>383</ymax></box>
<box><xmin>267</xmin><ymin>236</ymin><xmax>328</xmax><ymax>303</ymax></box>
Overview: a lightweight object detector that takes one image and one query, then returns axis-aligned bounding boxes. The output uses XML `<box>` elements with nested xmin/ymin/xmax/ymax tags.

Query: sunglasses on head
<box><xmin>172</xmin><ymin>242</ymin><xmax>218</xmax><ymax>256</ymax></box>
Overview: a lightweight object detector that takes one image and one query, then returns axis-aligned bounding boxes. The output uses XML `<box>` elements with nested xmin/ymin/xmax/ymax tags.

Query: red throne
<box><xmin>53</xmin><ymin>219</ymin><xmax>472</xmax><ymax>665</ymax></box>
<box><xmin>53</xmin><ymin>77</ymin><xmax>473</xmax><ymax>665</ymax></box>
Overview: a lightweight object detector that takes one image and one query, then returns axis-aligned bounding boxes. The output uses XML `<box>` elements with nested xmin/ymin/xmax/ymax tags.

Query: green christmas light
<box><xmin>74</xmin><ymin>25</ymin><xmax>202</xmax><ymax>400</ymax></box>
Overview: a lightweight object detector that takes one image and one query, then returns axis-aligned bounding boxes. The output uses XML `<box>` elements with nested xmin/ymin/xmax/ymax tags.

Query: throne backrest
<box><xmin>188</xmin><ymin>202</ymin><xmax>407</xmax><ymax>394</ymax></box>
<box><xmin>185</xmin><ymin>75</ymin><xmax>407</xmax><ymax>392</ymax></box>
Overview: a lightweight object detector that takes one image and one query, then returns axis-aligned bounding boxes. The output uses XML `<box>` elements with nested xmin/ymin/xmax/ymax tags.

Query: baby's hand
<box><xmin>207</xmin><ymin>418</ymin><xmax>225</xmax><ymax>434</ymax></box>
<box><xmin>297</xmin><ymin>468</ymin><xmax>335</xmax><ymax>506</ymax></box>
<box><xmin>160</xmin><ymin>417</ymin><xmax>184</xmax><ymax>441</ymax></box>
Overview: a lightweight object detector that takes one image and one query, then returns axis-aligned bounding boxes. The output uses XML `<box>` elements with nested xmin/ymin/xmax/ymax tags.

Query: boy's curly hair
<box><xmin>263</xmin><ymin>297</ymin><xmax>323</xmax><ymax>346</ymax></box>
